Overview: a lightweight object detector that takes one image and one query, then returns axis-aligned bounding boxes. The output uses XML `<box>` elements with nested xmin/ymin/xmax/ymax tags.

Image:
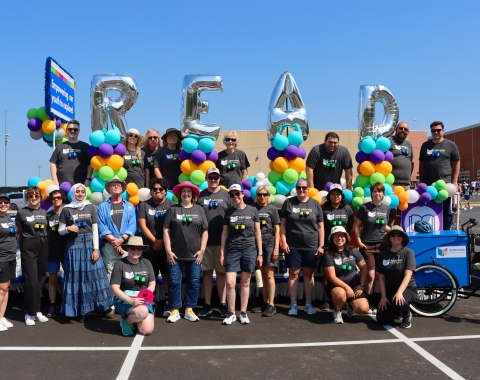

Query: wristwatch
<box><xmin>257</xmin><ymin>252</ymin><xmax>263</xmax><ymax>256</ymax></box>
<box><xmin>360</xmin><ymin>283</ymin><xmax>365</xmax><ymax>287</ymax></box>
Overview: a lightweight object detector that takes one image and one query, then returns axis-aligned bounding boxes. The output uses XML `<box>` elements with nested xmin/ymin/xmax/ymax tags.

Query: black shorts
<box><xmin>142</xmin><ymin>248</ymin><xmax>168</xmax><ymax>278</ymax></box>
<box><xmin>0</xmin><ymin>260</ymin><xmax>16</xmax><ymax>282</ymax></box>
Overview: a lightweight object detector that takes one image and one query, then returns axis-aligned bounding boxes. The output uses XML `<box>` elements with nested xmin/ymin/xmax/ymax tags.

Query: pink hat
<box><xmin>172</xmin><ymin>181</ymin><xmax>200</xmax><ymax>199</ymax></box>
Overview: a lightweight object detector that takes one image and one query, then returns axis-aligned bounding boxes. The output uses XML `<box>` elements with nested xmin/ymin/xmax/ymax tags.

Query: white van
<box><xmin>7</xmin><ymin>191</ymin><xmax>27</xmax><ymax>210</ymax></box>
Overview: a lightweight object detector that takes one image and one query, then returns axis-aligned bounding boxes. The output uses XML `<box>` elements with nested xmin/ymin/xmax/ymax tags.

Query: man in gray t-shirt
<box><xmin>389</xmin><ymin>122</ymin><xmax>414</xmax><ymax>187</ymax></box>
<box><xmin>306</xmin><ymin>132</ymin><xmax>353</xmax><ymax>191</ymax></box>
<box><xmin>419</xmin><ymin>121</ymin><xmax>460</xmax><ymax>230</ymax></box>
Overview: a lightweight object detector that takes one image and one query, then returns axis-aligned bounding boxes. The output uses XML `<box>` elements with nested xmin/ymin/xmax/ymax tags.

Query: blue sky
<box><xmin>0</xmin><ymin>1</ymin><xmax>479</xmax><ymax>186</ymax></box>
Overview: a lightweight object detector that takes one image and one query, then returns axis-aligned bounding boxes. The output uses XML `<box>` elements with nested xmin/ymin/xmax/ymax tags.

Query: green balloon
<box><xmin>437</xmin><ymin>189</ymin><xmax>448</xmax><ymax>201</ymax></box>
<box><xmin>435</xmin><ymin>180</ymin><xmax>446</xmax><ymax>191</ymax></box>
<box><xmin>27</xmin><ymin>108</ymin><xmax>37</xmax><ymax>120</ymax></box>
<box><xmin>37</xmin><ymin>106</ymin><xmax>49</xmax><ymax>121</ymax></box>
<box><xmin>434</xmin><ymin>197</ymin><xmax>443</xmax><ymax>203</ymax></box>
<box><xmin>352</xmin><ymin>196</ymin><xmax>363</xmax><ymax>209</ymax></box>
<box><xmin>299</xmin><ymin>171</ymin><xmax>307</xmax><ymax>179</ymax></box>
<box><xmin>353</xmin><ymin>187</ymin><xmax>364</xmax><ymax>198</ymax></box>
<box><xmin>268</xmin><ymin>170</ymin><xmax>283</xmax><ymax>185</ymax></box>
<box><xmin>283</xmin><ymin>168</ymin><xmax>299</xmax><ymax>184</ymax></box>
<box><xmin>99</xmin><ymin>166</ymin><xmax>115</xmax><ymax>181</ymax></box>
<box><xmin>62</xmin><ymin>137</ymin><xmax>68</xmax><ymax>142</ymax></box>
<box><xmin>356</xmin><ymin>174</ymin><xmax>370</xmax><ymax>188</ymax></box>
<box><xmin>86</xmin><ymin>187</ymin><xmax>92</xmax><ymax>200</ymax></box>
<box><xmin>269</xmin><ymin>185</ymin><xmax>276</xmax><ymax>196</ymax></box>
<box><xmin>385</xmin><ymin>173</ymin><xmax>395</xmax><ymax>185</ymax></box>
<box><xmin>370</xmin><ymin>172</ymin><xmax>386</xmax><ymax>184</ymax></box>
<box><xmin>93</xmin><ymin>170</ymin><xmax>99</xmax><ymax>178</ymax></box>
<box><xmin>114</xmin><ymin>167</ymin><xmax>128</xmax><ymax>181</ymax></box>
<box><xmin>269</xmin><ymin>195</ymin><xmax>275</xmax><ymax>204</ymax></box>
<box><xmin>172</xmin><ymin>195</ymin><xmax>179</xmax><ymax>203</ymax></box>
<box><xmin>178</xmin><ymin>173</ymin><xmax>190</xmax><ymax>183</ymax></box>
<box><xmin>190</xmin><ymin>169</ymin><xmax>205</xmax><ymax>185</ymax></box>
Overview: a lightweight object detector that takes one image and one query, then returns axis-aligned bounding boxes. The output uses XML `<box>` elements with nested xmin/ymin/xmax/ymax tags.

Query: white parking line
<box><xmin>116</xmin><ymin>334</ymin><xmax>145</xmax><ymax>380</ymax></box>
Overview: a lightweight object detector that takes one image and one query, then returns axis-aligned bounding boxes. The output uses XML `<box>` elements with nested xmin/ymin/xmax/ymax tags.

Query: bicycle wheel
<box><xmin>410</xmin><ymin>264</ymin><xmax>458</xmax><ymax>317</ymax></box>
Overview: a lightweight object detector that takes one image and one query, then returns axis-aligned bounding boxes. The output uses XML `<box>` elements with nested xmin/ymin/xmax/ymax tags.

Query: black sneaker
<box><xmin>394</xmin><ymin>313</ymin><xmax>403</xmax><ymax>322</ymax></box>
<box><xmin>77</xmin><ymin>315</ymin><xmax>85</xmax><ymax>323</ymax></box>
<box><xmin>262</xmin><ymin>305</ymin><xmax>277</xmax><ymax>317</ymax></box>
<box><xmin>320</xmin><ymin>300</ymin><xmax>330</xmax><ymax>311</ymax></box>
<box><xmin>252</xmin><ymin>302</ymin><xmax>267</xmax><ymax>313</ymax></box>
<box><xmin>163</xmin><ymin>301</ymin><xmax>170</xmax><ymax>317</ymax></box>
<box><xmin>400</xmin><ymin>312</ymin><xmax>412</xmax><ymax>329</ymax></box>
<box><xmin>198</xmin><ymin>304</ymin><xmax>213</xmax><ymax>317</ymax></box>
<box><xmin>219</xmin><ymin>303</ymin><xmax>228</xmax><ymax>317</ymax></box>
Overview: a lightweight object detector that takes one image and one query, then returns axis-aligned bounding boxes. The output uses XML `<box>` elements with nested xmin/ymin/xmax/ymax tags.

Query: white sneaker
<box><xmin>0</xmin><ymin>317</ymin><xmax>13</xmax><ymax>328</ymax></box>
<box><xmin>35</xmin><ymin>312</ymin><xmax>49</xmax><ymax>323</ymax></box>
<box><xmin>333</xmin><ymin>310</ymin><xmax>344</xmax><ymax>324</ymax></box>
<box><xmin>25</xmin><ymin>314</ymin><xmax>36</xmax><ymax>326</ymax></box>
<box><xmin>222</xmin><ymin>312</ymin><xmax>237</xmax><ymax>325</ymax></box>
<box><xmin>0</xmin><ymin>324</ymin><xmax>7</xmax><ymax>332</ymax></box>
<box><xmin>288</xmin><ymin>304</ymin><xmax>298</xmax><ymax>316</ymax></box>
<box><xmin>470</xmin><ymin>206</ymin><xmax>473</xmax><ymax>209</ymax></box>
<box><xmin>367</xmin><ymin>307</ymin><xmax>377</xmax><ymax>315</ymax></box>
<box><xmin>239</xmin><ymin>312</ymin><xmax>250</xmax><ymax>324</ymax></box>
<box><xmin>304</xmin><ymin>304</ymin><xmax>317</xmax><ymax>315</ymax></box>
<box><xmin>347</xmin><ymin>303</ymin><xmax>356</xmax><ymax>317</ymax></box>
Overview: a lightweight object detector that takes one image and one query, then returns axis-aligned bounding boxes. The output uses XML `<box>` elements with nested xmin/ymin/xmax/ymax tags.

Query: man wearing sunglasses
<box><xmin>50</xmin><ymin>119</ymin><xmax>93</xmax><ymax>187</ymax></box>
<box><xmin>306</xmin><ymin>132</ymin><xmax>353</xmax><ymax>191</ymax></box>
<box><xmin>196</xmin><ymin>168</ymin><xmax>233</xmax><ymax>317</ymax></box>
<box><xmin>419</xmin><ymin>121</ymin><xmax>460</xmax><ymax>230</ymax></box>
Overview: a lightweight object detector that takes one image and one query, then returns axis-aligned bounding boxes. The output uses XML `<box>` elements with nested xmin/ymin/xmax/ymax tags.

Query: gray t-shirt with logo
<box><xmin>49</xmin><ymin>141</ymin><xmax>90</xmax><ymax>185</ymax></box>
<box><xmin>419</xmin><ymin>139</ymin><xmax>460</xmax><ymax>185</ymax></box>
<box><xmin>389</xmin><ymin>135</ymin><xmax>414</xmax><ymax>185</ymax></box>
<box><xmin>323</xmin><ymin>248</ymin><xmax>364</xmax><ymax>286</ymax></box>
<box><xmin>197</xmin><ymin>188</ymin><xmax>232</xmax><ymax>246</ymax></box>
<box><xmin>356</xmin><ymin>202</ymin><xmax>390</xmax><ymax>244</ymax></box>
<box><xmin>216</xmin><ymin>150</ymin><xmax>250</xmax><ymax>188</ymax></box>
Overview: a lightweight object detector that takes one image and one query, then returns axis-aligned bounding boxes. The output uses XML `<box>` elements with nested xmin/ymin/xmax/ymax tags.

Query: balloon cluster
<box><xmin>26</xmin><ymin>107</ymin><xmax>67</xmax><ymax>147</ymax></box>
<box><xmin>411</xmin><ymin>180</ymin><xmax>457</xmax><ymax>206</ymax></box>
<box><xmin>178</xmin><ymin>134</ymin><xmax>218</xmax><ymax>191</ymax></box>
<box><xmin>27</xmin><ymin>176</ymin><xmax>60</xmax><ymax>210</ymax></box>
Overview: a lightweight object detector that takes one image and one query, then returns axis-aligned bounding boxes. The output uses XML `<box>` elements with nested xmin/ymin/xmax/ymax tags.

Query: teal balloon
<box><xmin>182</xmin><ymin>137</ymin><xmax>198</xmax><ymax>153</ymax></box>
<box><xmin>198</xmin><ymin>138</ymin><xmax>215</xmax><ymax>153</ymax></box>
<box><xmin>356</xmin><ymin>174</ymin><xmax>370</xmax><ymax>188</ymax></box>
<box><xmin>268</xmin><ymin>170</ymin><xmax>283</xmax><ymax>185</ymax></box>
<box><xmin>272</xmin><ymin>134</ymin><xmax>289</xmax><ymax>151</ymax></box>
<box><xmin>426</xmin><ymin>185</ymin><xmax>438</xmax><ymax>199</ymax></box>
<box><xmin>384</xmin><ymin>183</ymin><xmax>393</xmax><ymax>196</ymax></box>
<box><xmin>27</xmin><ymin>108</ymin><xmax>37</xmax><ymax>120</ymax></box>
<box><xmin>275</xmin><ymin>180</ymin><xmax>291</xmax><ymax>195</ymax></box>
<box><xmin>186</xmin><ymin>134</ymin><xmax>200</xmax><ymax>140</ymax></box>
<box><xmin>27</xmin><ymin>176</ymin><xmax>42</xmax><ymax>187</ymax></box>
<box><xmin>43</xmin><ymin>131</ymin><xmax>57</xmax><ymax>141</ymax></box>
<box><xmin>363</xmin><ymin>187</ymin><xmax>371</xmax><ymax>197</ymax></box>
<box><xmin>165</xmin><ymin>191</ymin><xmax>174</xmax><ymax>201</ymax></box>
<box><xmin>360</xmin><ymin>138</ymin><xmax>376</xmax><ymax>154</ymax></box>
<box><xmin>353</xmin><ymin>187</ymin><xmax>364</xmax><ymax>198</ymax></box>
<box><xmin>105</xmin><ymin>130</ymin><xmax>121</xmax><ymax>146</ymax></box>
<box><xmin>342</xmin><ymin>189</ymin><xmax>353</xmax><ymax>203</ymax></box>
<box><xmin>198</xmin><ymin>180</ymin><xmax>208</xmax><ymax>191</ymax></box>
<box><xmin>287</xmin><ymin>131</ymin><xmax>303</xmax><ymax>147</ymax></box>
<box><xmin>375</xmin><ymin>137</ymin><xmax>391</xmax><ymax>153</ymax></box>
<box><xmin>121</xmin><ymin>190</ymin><xmax>128</xmax><ymax>200</ymax></box>
<box><xmin>91</xmin><ymin>178</ymin><xmax>106</xmax><ymax>193</ymax></box>
<box><xmin>389</xmin><ymin>194</ymin><xmax>400</xmax><ymax>209</ymax></box>
<box><xmin>89</xmin><ymin>130</ymin><xmax>106</xmax><ymax>148</ymax></box>
<box><xmin>250</xmin><ymin>186</ymin><xmax>258</xmax><ymax>201</ymax></box>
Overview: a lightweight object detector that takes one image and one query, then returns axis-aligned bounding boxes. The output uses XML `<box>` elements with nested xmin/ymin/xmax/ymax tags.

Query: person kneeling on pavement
<box><xmin>323</xmin><ymin>226</ymin><xmax>369</xmax><ymax>324</ymax></box>
<box><xmin>110</xmin><ymin>236</ymin><xmax>156</xmax><ymax>336</ymax></box>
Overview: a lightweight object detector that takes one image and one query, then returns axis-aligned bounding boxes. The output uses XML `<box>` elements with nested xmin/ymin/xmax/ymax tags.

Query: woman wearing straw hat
<box><xmin>123</xmin><ymin>128</ymin><xmax>146</xmax><ymax>189</ymax></box>
<box><xmin>154</xmin><ymin>128</ymin><xmax>184</xmax><ymax>189</ymax></box>
<box><xmin>110</xmin><ymin>236</ymin><xmax>156</xmax><ymax>336</ymax></box>
<box><xmin>377</xmin><ymin>226</ymin><xmax>416</xmax><ymax>329</ymax></box>
<box><xmin>324</xmin><ymin>226</ymin><xmax>369</xmax><ymax>324</ymax></box>
<box><xmin>163</xmin><ymin>181</ymin><xmax>208</xmax><ymax>323</ymax></box>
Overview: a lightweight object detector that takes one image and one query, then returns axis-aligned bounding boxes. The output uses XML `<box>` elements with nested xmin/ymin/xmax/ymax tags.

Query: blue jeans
<box><xmin>167</xmin><ymin>259</ymin><xmax>201</xmax><ymax>309</ymax></box>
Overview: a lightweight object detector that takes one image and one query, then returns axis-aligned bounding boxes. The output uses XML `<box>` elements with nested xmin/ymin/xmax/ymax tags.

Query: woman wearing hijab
<box><xmin>58</xmin><ymin>184</ymin><xmax>113</xmax><ymax>322</ymax></box>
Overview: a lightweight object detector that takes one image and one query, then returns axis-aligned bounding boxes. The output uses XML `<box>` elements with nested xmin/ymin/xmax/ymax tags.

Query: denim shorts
<box><xmin>47</xmin><ymin>261</ymin><xmax>61</xmax><ymax>273</ymax></box>
<box><xmin>113</xmin><ymin>296</ymin><xmax>155</xmax><ymax>318</ymax></box>
<box><xmin>285</xmin><ymin>249</ymin><xmax>318</xmax><ymax>269</ymax></box>
<box><xmin>225</xmin><ymin>245</ymin><xmax>257</xmax><ymax>273</ymax></box>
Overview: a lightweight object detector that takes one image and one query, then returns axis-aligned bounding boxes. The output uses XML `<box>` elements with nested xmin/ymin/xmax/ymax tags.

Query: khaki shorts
<box><xmin>202</xmin><ymin>245</ymin><xmax>225</xmax><ymax>273</ymax></box>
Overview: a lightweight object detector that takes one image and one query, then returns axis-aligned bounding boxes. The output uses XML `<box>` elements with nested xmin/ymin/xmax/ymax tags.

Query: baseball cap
<box><xmin>207</xmin><ymin>168</ymin><xmax>220</xmax><ymax>175</ymax></box>
<box><xmin>228</xmin><ymin>184</ymin><xmax>244</xmax><ymax>193</ymax></box>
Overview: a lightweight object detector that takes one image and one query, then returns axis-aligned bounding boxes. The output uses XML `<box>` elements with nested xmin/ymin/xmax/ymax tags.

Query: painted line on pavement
<box><xmin>116</xmin><ymin>334</ymin><xmax>145</xmax><ymax>380</ymax></box>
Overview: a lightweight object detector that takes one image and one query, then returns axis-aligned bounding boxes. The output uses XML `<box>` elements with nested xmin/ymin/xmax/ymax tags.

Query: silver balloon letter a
<box><xmin>181</xmin><ymin>74</ymin><xmax>223</xmax><ymax>140</ymax></box>
<box><xmin>91</xmin><ymin>75</ymin><xmax>139</xmax><ymax>134</ymax></box>
<box><xmin>358</xmin><ymin>84</ymin><xmax>399</xmax><ymax>140</ymax></box>
<box><xmin>267</xmin><ymin>71</ymin><xmax>309</xmax><ymax>141</ymax></box>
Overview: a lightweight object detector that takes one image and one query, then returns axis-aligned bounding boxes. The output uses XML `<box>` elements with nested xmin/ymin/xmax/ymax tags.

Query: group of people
<box><xmin>0</xmin><ymin>120</ymin><xmax>461</xmax><ymax>334</ymax></box>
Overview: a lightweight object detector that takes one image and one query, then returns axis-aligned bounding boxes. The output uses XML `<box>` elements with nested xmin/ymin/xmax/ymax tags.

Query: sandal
<box><xmin>47</xmin><ymin>305</ymin><xmax>56</xmax><ymax>318</ymax></box>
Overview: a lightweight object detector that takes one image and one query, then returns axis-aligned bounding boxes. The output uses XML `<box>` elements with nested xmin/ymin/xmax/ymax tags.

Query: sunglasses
<box><xmin>67</xmin><ymin>128</ymin><xmax>79</xmax><ymax>132</ymax></box>
<box><xmin>333</xmin><ymin>234</ymin><xmax>346</xmax><ymax>239</ymax></box>
<box><xmin>257</xmin><ymin>193</ymin><xmax>269</xmax><ymax>197</ymax></box>
<box><xmin>28</xmin><ymin>194</ymin><xmax>40</xmax><ymax>199</ymax></box>
<box><xmin>390</xmin><ymin>233</ymin><xmax>403</xmax><ymax>237</ymax></box>
<box><xmin>0</xmin><ymin>200</ymin><xmax>10</xmax><ymax>205</ymax></box>
<box><xmin>431</xmin><ymin>129</ymin><xmax>443</xmax><ymax>133</ymax></box>
<box><xmin>51</xmin><ymin>196</ymin><xmax>62</xmax><ymax>201</ymax></box>
<box><xmin>207</xmin><ymin>176</ymin><xmax>220</xmax><ymax>181</ymax></box>
<box><xmin>128</xmin><ymin>246</ymin><xmax>143</xmax><ymax>251</ymax></box>
<box><xmin>225</xmin><ymin>138</ymin><xmax>237</xmax><ymax>142</ymax></box>
<box><xmin>229</xmin><ymin>192</ymin><xmax>242</xmax><ymax>198</ymax></box>
<box><xmin>397</xmin><ymin>127</ymin><xmax>409</xmax><ymax>131</ymax></box>
<box><xmin>296</xmin><ymin>186</ymin><xmax>308</xmax><ymax>191</ymax></box>
<box><xmin>129</xmin><ymin>133</ymin><xmax>139</xmax><ymax>138</ymax></box>
<box><xmin>152</xmin><ymin>187</ymin><xmax>164</xmax><ymax>192</ymax></box>
<box><xmin>147</xmin><ymin>136</ymin><xmax>158</xmax><ymax>140</ymax></box>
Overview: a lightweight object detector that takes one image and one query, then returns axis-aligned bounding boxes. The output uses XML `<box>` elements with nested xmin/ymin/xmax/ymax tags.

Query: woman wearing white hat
<box><xmin>123</xmin><ymin>128</ymin><xmax>146</xmax><ymax>189</ymax></box>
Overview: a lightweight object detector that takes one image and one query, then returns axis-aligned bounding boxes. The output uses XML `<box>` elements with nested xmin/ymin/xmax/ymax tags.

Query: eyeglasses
<box><xmin>51</xmin><ymin>196</ymin><xmax>62</xmax><ymax>201</ymax></box>
<box><xmin>152</xmin><ymin>187</ymin><xmax>164</xmax><ymax>192</ymax></box>
<box><xmin>129</xmin><ymin>133</ymin><xmax>139</xmax><ymax>138</ymax></box>
<box><xmin>110</xmin><ymin>183</ymin><xmax>122</xmax><ymax>188</ymax></box>
<box><xmin>128</xmin><ymin>246</ymin><xmax>143</xmax><ymax>251</ymax></box>
<box><xmin>207</xmin><ymin>176</ymin><xmax>220</xmax><ymax>181</ymax></box>
<box><xmin>397</xmin><ymin>127</ymin><xmax>409</xmax><ymax>132</ymax></box>
<box><xmin>0</xmin><ymin>200</ymin><xmax>10</xmax><ymax>205</ymax></box>
<box><xmin>431</xmin><ymin>129</ymin><xmax>443</xmax><ymax>133</ymax></box>
<box><xmin>67</xmin><ymin>128</ymin><xmax>79</xmax><ymax>132</ymax></box>
<box><xmin>28</xmin><ymin>194</ymin><xmax>40</xmax><ymax>199</ymax></box>
<box><xmin>257</xmin><ymin>193</ymin><xmax>269</xmax><ymax>197</ymax></box>
<box><xmin>147</xmin><ymin>136</ymin><xmax>158</xmax><ymax>140</ymax></box>
<box><xmin>229</xmin><ymin>192</ymin><xmax>242</xmax><ymax>198</ymax></box>
<box><xmin>390</xmin><ymin>233</ymin><xmax>403</xmax><ymax>237</ymax></box>
<box><xmin>296</xmin><ymin>186</ymin><xmax>308</xmax><ymax>191</ymax></box>
<box><xmin>225</xmin><ymin>138</ymin><xmax>237</xmax><ymax>142</ymax></box>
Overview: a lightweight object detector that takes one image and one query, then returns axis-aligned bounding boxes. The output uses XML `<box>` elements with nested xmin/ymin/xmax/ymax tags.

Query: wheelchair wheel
<box><xmin>410</xmin><ymin>263</ymin><xmax>458</xmax><ymax>317</ymax></box>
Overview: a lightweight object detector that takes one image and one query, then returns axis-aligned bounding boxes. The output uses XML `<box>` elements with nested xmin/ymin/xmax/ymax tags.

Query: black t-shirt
<box><xmin>323</xmin><ymin>248</ymin><xmax>364</xmax><ymax>286</ymax></box>
<box><xmin>124</xmin><ymin>149</ymin><xmax>145</xmax><ymax>189</ymax></box>
<box><xmin>15</xmin><ymin>207</ymin><xmax>48</xmax><ymax>240</ymax></box>
<box><xmin>110</xmin><ymin>257</ymin><xmax>155</xmax><ymax>291</ymax></box>
<box><xmin>378</xmin><ymin>247</ymin><xmax>417</xmax><ymax>292</ymax></box>
<box><xmin>47</xmin><ymin>210</ymin><xmax>67</xmax><ymax>263</ymax></box>
<box><xmin>216</xmin><ymin>150</ymin><xmax>250</xmax><ymax>188</ymax></box>
<box><xmin>110</xmin><ymin>202</ymin><xmax>124</xmax><ymax>232</ymax></box>
<box><xmin>389</xmin><ymin>135</ymin><xmax>414</xmax><ymax>185</ymax></box>
<box><xmin>306</xmin><ymin>144</ymin><xmax>353</xmax><ymax>191</ymax></box>
<box><xmin>143</xmin><ymin>147</ymin><xmax>158</xmax><ymax>181</ymax></box>
<box><xmin>154</xmin><ymin>147</ymin><xmax>181</xmax><ymax>188</ymax></box>
<box><xmin>280</xmin><ymin>197</ymin><xmax>323</xmax><ymax>250</ymax></box>
<box><xmin>419</xmin><ymin>139</ymin><xmax>460</xmax><ymax>184</ymax></box>
<box><xmin>163</xmin><ymin>204</ymin><xmax>208</xmax><ymax>260</ymax></box>
<box><xmin>223</xmin><ymin>205</ymin><xmax>259</xmax><ymax>251</ymax></box>
<box><xmin>197</xmin><ymin>188</ymin><xmax>232</xmax><ymax>246</ymax></box>
<box><xmin>255</xmin><ymin>204</ymin><xmax>280</xmax><ymax>251</ymax></box>
<box><xmin>49</xmin><ymin>141</ymin><xmax>90</xmax><ymax>185</ymax></box>
<box><xmin>0</xmin><ymin>215</ymin><xmax>17</xmax><ymax>263</ymax></box>
<box><xmin>59</xmin><ymin>204</ymin><xmax>99</xmax><ymax>236</ymax></box>
<box><xmin>322</xmin><ymin>202</ymin><xmax>354</xmax><ymax>245</ymax></box>
<box><xmin>137</xmin><ymin>198</ymin><xmax>176</xmax><ymax>252</ymax></box>
<box><xmin>356</xmin><ymin>202</ymin><xmax>390</xmax><ymax>244</ymax></box>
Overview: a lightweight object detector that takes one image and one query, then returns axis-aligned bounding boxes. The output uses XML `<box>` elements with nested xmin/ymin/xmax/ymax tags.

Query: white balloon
<box><xmin>90</xmin><ymin>192</ymin><xmax>104</xmax><ymax>206</ymax></box>
<box><xmin>363</xmin><ymin>196</ymin><xmax>372</xmax><ymax>204</ymax></box>
<box><xmin>382</xmin><ymin>195</ymin><xmax>392</xmax><ymax>206</ymax></box>
<box><xmin>290</xmin><ymin>188</ymin><xmax>297</xmax><ymax>197</ymax></box>
<box><xmin>56</xmin><ymin>129</ymin><xmax>65</xmax><ymax>139</ymax></box>
<box><xmin>340</xmin><ymin>178</ymin><xmax>346</xmax><ymax>188</ymax></box>
<box><xmin>319</xmin><ymin>190</ymin><xmax>328</xmax><ymax>199</ymax></box>
<box><xmin>263</xmin><ymin>179</ymin><xmax>272</xmax><ymax>186</ymax></box>
<box><xmin>445</xmin><ymin>183</ymin><xmax>457</xmax><ymax>197</ymax></box>
<box><xmin>138</xmin><ymin>188</ymin><xmax>152</xmax><ymax>202</ymax></box>
<box><xmin>256</xmin><ymin>172</ymin><xmax>266</xmax><ymax>181</ymax></box>
<box><xmin>102</xmin><ymin>189</ymin><xmax>111</xmax><ymax>200</ymax></box>
<box><xmin>256</xmin><ymin>181</ymin><xmax>265</xmax><ymax>187</ymax></box>
<box><xmin>273</xmin><ymin>194</ymin><xmax>286</xmax><ymax>208</ymax></box>
<box><xmin>406</xmin><ymin>189</ymin><xmax>420</xmax><ymax>204</ymax></box>
<box><xmin>46</xmin><ymin>184</ymin><xmax>59</xmax><ymax>196</ymax></box>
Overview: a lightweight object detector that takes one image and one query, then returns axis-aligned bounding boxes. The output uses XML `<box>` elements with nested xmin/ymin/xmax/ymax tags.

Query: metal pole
<box><xmin>4</xmin><ymin>110</ymin><xmax>9</xmax><ymax>189</ymax></box>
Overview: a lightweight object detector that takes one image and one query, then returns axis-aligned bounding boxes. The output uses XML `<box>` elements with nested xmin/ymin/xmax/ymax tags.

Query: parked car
<box><xmin>7</xmin><ymin>191</ymin><xmax>26</xmax><ymax>211</ymax></box>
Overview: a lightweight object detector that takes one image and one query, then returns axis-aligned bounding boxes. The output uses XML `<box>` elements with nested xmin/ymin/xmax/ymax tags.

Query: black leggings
<box><xmin>376</xmin><ymin>288</ymin><xmax>416</xmax><ymax>325</ymax></box>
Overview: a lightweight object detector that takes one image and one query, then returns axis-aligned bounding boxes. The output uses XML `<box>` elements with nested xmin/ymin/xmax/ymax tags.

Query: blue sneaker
<box><xmin>120</xmin><ymin>318</ymin><xmax>135</xmax><ymax>336</ymax></box>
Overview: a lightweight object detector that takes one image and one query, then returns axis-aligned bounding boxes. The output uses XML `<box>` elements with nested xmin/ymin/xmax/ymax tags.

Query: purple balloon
<box><xmin>191</xmin><ymin>149</ymin><xmax>207</xmax><ymax>165</ymax></box>
<box><xmin>179</xmin><ymin>150</ymin><xmax>191</xmax><ymax>161</ymax></box>
<box><xmin>27</xmin><ymin>118</ymin><xmax>42</xmax><ymax>132</ymax></box>
<box><xmin>324</xmin><ymin>182</ymin><xmax>333</xmax><ymax>191</ymax></box>
<box><xmin>113</xmin><ymin>143</ymin><xmax>127</xmax><ymax>157</ymax></box>
<box><xmin>297</xmin><ymin>147</ymin><xmax>307</xmax><ymax>159</ymax></box>
<box><xmin>55</xmin><ymin>119</ymin><xmax>62</xmax><ymax>128</ymax></box>
<box><xmin>284</xmin><ymin>145</ymin><xmax>299</xmax><ymax>160</ymax></box>
<box><xmin>87</xmin><ymin>145</ymin><xmax>99</xmax><ymax>158</ymax></box>
<box><xmin>206</xmin><ymin>149</ymin><xmax>218</xmax><ymax>162</ymax></box>
<box><xmin>241</xmin><ymin>180</ymin><xmax>252</xmax><ymax>190</ymax></box>
<box><xmin>98</xmin><ymin>143</ymin><xmax>114</xmax><ymax>159</ymax></box>
<box><xmin>370</xmin><ymin>149</ymin><xmax>385</xmax><ymax>165</ymax></box>
<box><xmin>420</xmin><ymin>192</ymin><xmax>432</xmax><ymax>205</ymax></box>
<box><xmin>355</xmin><ymin>151</ymin><xmax>369</xmax><ymax>164</ymax></box>
<box><xmin>41</xmin><ymin>200</ymin><xmax>52</xmax><ymax>211</ymax></box>
<box><xmin>267</xmin><ymin>147</ymin><xmax>283</xmax><ymax>161</ymax></box>
<box><xmin>60</xmin><ymin>181</ymin><xmax>72</xmax><ymax>193</ymax></box>
<box><xmin>384</xmin><ymin>151</ymin><xmax>394</xmax><ymax>163</ymax></box>
<box><xmin>243</xmin><ymin>189</ymin><xmax>251</xmax><ymax>199</ymax></box>
<box><xmin>417</xmin><ymin>183</ymin><xmax>428</xmax><ymax>194</ymax></box>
